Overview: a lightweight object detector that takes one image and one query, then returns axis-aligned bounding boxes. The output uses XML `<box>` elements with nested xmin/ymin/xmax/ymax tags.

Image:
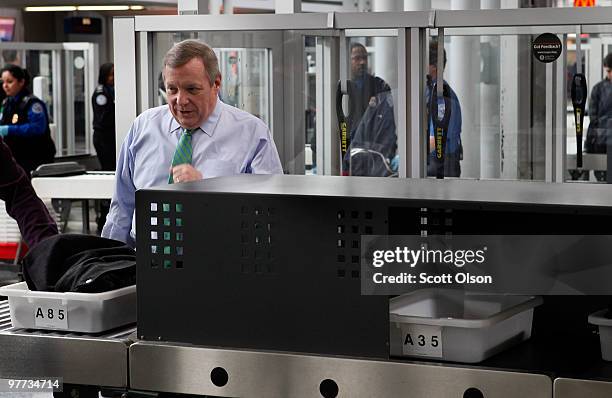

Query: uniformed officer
<box><xmin>0</xmin><ymin>64</ymin><xmax>56</xmax><ymax>175</ymax></box>
<box><xmin>92</xmin><ymin>63</ymin><xmax>115</xmax><ymax>234</ymax></box>
<box><xmin>92</xmin><ymin>62</ymin><xmax>116</xmax><ymax>171</ymax></box>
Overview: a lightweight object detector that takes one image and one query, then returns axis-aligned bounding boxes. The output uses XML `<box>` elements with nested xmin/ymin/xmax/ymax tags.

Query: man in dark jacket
<box><xmin>585</xmin><ymin>53</ymin><xmax>612</xmax><ymax>181</ymax></box>
<box><xmin>426</xmin><ymin>40</ymin><xmax>462</xmax><ymax>178</ymax></box>
<box><xmin>344</xmin><ymin>42</ymin><xmax>396</xmax><ymax>176</ymax></box>
<box><xmin>0</xmin><ymin>136</ymin><xmax>57</xmax><ymax>247</ymax></box>
<box><xmin>347</xmin><ymin>43</ymin><xmax>391</xmax><ymax>133</ymax></box>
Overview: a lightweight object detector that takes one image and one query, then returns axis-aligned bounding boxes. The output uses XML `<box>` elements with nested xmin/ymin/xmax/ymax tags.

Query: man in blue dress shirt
<box><xmin>102</xmin><ymin>40</ymin><xmax>283</xmax><ymax>247</ymax></box>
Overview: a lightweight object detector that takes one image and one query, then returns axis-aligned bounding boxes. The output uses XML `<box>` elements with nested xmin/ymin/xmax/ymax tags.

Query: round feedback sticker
<box><xmin>532</xmin><ymin>33</ymin><xmax>562</xmax><ymax>63</ymax></box>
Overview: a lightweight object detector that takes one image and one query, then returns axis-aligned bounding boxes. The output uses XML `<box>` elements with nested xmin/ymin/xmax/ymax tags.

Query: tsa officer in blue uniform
<box><xmin>92</xmin><ymin>63</ymin><xmax>116</xmax><ymax>171</ymax></box>
<box><xmin>0</xmin><ymin>64</ymin><xmax>56</xmax><ymax>175</ymax></box>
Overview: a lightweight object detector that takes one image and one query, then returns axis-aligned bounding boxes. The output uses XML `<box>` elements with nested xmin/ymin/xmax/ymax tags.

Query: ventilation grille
<box><xmin>240</xmin><ymin>205</ymin><xmax>275</xmax><ymax>275</ymax></box>
<box><xmin>336</xmin><ymin>209</ymin><xmax>376</xmax><ymax>279</ymax></box>
<box><xmin>419</xmin><ymin>207</ymin><xmax>453</xmax><ymax>236</ymax></box>
<box><xmin>148</xmin><ymin>201</ymin><xmax>184</xmax><ymax>270</ymax></box>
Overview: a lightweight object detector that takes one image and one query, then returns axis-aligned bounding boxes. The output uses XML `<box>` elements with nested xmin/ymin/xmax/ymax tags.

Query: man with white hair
<box><xmin>102</xmin><ymin>39</ymin><xmax>283</xmax><ymax>247</ymax></box>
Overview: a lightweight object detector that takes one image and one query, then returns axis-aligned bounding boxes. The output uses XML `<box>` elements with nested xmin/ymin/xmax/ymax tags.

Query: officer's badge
<box><xmin>96</xmin><ymin>94</ymin><xmax>107</xmax><ymax>106</ymax></box>
<box><xmin>11</xmin><ymin>114</ymin><xmax>18</xmax><ymax>124</ymax></box>
<box><xmin>31</xmin><ymin>103</ymin><xmax>44</xmax><ymax>114</ymax></box>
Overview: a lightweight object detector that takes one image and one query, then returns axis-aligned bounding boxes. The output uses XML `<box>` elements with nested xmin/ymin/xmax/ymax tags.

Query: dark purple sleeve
<box><xmin>0</xmin><ymin>137</ymin><xmax>58</xmax><ymax>247</ymax></box>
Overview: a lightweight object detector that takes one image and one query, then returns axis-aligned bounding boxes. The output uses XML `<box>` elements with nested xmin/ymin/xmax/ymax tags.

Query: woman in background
<box><xmin>92</xmin><ymin>62</ymin><xmax>116</xmax><ymax>171</ymax></box>
<box><xmin>0</xmin><ymin>64</ymin><xmax>56</xmax><ymax>175</ymax></box>
<box><xmin>92</xmin><ymin>63</ymin><xmax>115</xmax><ymax>234</ymax></box>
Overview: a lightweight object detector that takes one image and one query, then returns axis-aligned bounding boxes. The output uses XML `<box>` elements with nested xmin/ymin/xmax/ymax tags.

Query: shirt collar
<box><xmin>168</xmin><ymin>97</ymin><xmax>222</xmax><ymax>137</ymax></box>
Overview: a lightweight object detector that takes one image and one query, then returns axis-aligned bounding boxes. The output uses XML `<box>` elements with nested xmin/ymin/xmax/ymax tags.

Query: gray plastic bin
<box><xmin>390</xmin><ymin>289</ymin><xmax>542</xmax><ymax>363</ymax></box>
<box><xmin>588</xmin><ymin>309</ymin><xmax>612</xmax><ymax>361</ymax></box>
<box><xmin>0</xmin><ymin>282</ymin><xmax>136</xmax><ymax>333</ymax></box>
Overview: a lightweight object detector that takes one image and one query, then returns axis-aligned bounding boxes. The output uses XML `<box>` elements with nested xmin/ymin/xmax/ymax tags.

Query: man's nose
<box><xmin>176</xmin><ymin>90</ymin><xmax>189</xmax><ymax>106</ymax></box>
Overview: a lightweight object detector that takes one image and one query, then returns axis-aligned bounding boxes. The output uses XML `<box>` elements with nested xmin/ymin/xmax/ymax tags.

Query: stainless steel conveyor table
<box><xmin>0</xmin><ymin>299</ymin><xmax>134</xmax><ymax>391</ymax></box>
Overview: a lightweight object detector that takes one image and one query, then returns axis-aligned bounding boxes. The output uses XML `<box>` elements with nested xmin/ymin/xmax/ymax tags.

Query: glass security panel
<box><xmin>341</xmin><ymin>35</ymin><xmax>398</xmax><ymax>177</ymax></box>
<box><xmin>150</xmin><ymin>30</ymin><xmax>336</xmax><ymax>176</ymax></box>
<box><xmin>217</xmin><ymin>48</ymin><xmax>270</xmax><ymax>126</ymax></box>
<box><xmin>427</xmin><ymin>31</ymin><xmax>557</xmax><ymax>181</ymax></box>
<box><xmin>566</xmin><ymin>32</ymin><xmax>611</xmax><ymax>183</ymax></box>
<box><xmin>22</xmin><ymin>50</ymin><xmax>54</xmax><ymax>121</ymax></box>
<box><xmin>70</xmin><ymin>50</ymin><xmax>87</xmax><ymax>155</ymax></box>
<box><xmin>151</xmin><ymin>32</ymin><xmax>271</xmax><ymax>128</ymax></box>
<box><xmin>305</xmin><ymin>36</ymin><xmax>316</xmax><ymax>175</ymax></box>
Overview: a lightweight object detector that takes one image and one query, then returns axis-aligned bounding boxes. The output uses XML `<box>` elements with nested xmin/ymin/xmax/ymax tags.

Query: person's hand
<box><xmin>0</xmin><ymin>126</ymin><xmax>8</xmax><ymax>137</ymax></box>
<box><xmin>170</xmin><ymin>164</ymin><xmax>202</xmax><ymax>183</ymax></box>
<box><xmin>390</xmin><ymin>155</ymin><xmax>399</xmax><ymax>172</ymax></box>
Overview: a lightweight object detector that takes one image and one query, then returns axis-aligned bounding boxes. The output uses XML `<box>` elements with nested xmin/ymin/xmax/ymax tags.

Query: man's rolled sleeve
<box><xmin>248</xmin><ymin>122</ymin><xmax>283</xmax><ymax>174</ymax></box>
<box><xmin>102</xmin><ymin>126</ymin><xmax>136</xmax><ymax>247</ymax></box>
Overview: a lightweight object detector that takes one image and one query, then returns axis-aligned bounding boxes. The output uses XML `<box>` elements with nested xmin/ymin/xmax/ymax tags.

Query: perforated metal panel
<box><xmin>137</xmin><ymin>189</ymin><xmax>389</xmax><ymax>359</ymax></box>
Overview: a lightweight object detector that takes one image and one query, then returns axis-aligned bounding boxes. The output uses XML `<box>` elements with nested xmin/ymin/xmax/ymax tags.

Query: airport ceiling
<box><xmin>2</xmin><ymin>0</ymin><xmax>176</xmax><ymax>7</ymax></box>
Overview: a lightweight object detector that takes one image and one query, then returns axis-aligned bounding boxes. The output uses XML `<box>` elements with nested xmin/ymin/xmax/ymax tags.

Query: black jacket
<box><xmin>92</xmin><ymin>84</ymin><xmax>115</xmax><ymax>133</ymax></box>
<box><xmin>0</xmin><ymin>136</ymin><xmax>57</xmax><ymax>246</ymax></box>
<box><xmin>347</xmin><ymin>73</ymin><xmax>391</xmax><ymax>135</ymax></box>
<box><xmin>586</xmin><ymin>78</ymin><xmax>612</xmax><ymax>153</ymax></box>
<box><xmin>23</xmin><ymin>234</ymin><xmax>136</xmax><ymax>293</ymax></box>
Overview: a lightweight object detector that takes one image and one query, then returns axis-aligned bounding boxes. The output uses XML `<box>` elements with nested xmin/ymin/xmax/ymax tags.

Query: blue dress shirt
<box><xmin>102</xmin><ymin>98</ymin><xmax>283</xmax><ymax>246</ymax></box>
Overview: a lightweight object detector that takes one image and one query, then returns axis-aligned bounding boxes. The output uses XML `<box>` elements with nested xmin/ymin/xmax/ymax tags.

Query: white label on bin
<box><xmin>400</xmin><ymin>324</ymin><xmax>442</xmax><ymax>358</ymax></box>
<box><xmin>33</xmin><ymin>301</ymin><xmax>68</xmax><ymax>329</ymax></box>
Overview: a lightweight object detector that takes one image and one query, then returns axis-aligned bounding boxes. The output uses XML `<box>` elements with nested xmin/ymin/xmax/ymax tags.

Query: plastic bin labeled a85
<box><xmin>33</xmin><ymin>300</ymin><xmax>68</xmax><ymax>329</ymax></box>
<box><xmin>400</xmin><ymin>324</ymin><xmax>443</xmax><ymax>358</ymax></box>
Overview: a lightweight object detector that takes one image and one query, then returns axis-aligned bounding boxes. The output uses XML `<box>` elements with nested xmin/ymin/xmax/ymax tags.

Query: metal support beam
<box><xmin>178</xmin><ymin>0</ymin><xmax>209</xmax><ymax>15</ymax></box>
<box><xmin>555</xmin><ymin>35</ymin><xmax>567</xmax><ymax>183</ymax></box>
<box><xmin>409</xmin><ymin>27</ymin><xmax>426</xmax><ymax>178</ymax></box>
<box><xmin>113</xmin><ymin>17</ymin><xmax>138</xmax><ymax>157</ymax></box>
<box><xmin>318</xmin><ymin>36</ymin><xmax>340</xmax><ymax>175</ymax></box>
<box><xmin>397</xmin><ymin>28</ymin><xmax>408</xmax><ymax>178</ymax></box>
<box><xmin>545</xmin><ymin>62</ymin><xmax>555</xmax><ymax>183</ymax></box>
<box><xmin>138</xmin><ymin>31</ymin><xmax>152</xmax><ymax>114</ymax></box>
<box><xmin>275</xmin><ymin>0</ymin><xmax>301</xmax><ymax>13</ymax></box>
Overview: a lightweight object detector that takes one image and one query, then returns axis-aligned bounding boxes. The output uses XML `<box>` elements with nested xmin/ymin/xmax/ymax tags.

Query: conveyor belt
<box><xmin>0</xmin><ymin>299</ymin><xmax>134</xmax><ymax>387</ymax></box>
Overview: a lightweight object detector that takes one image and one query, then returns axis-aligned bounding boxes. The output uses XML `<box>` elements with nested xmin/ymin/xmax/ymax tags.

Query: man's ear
<box><xmin>213</xmin><ymin>74</ymin><xmax>222</xmax><ymax>90</ymax></box>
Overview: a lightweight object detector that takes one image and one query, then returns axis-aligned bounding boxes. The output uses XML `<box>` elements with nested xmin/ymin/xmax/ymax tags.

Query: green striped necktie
<box><xmin>168</xmin><ymin>128</ymin><xmax>193</xmax><ymax>184</ymax></box>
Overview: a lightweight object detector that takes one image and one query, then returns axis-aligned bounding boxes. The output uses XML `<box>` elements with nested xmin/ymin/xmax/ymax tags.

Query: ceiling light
<box><xmin>25</xmin><ymin>6</ymin><xmax>77</xmax><ymax>11</ymax></box>
<box><xmin>77</xmin><ymin>5</ymin><xmax>130</xmax><ymax>11</ymax></box>
<box><xmin>24</xmin><ymin>5</ymin><xmax>145</xmax><ymax>12</ymax></box>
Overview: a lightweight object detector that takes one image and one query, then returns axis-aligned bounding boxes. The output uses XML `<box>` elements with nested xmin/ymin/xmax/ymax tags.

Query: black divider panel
<box><xmin>137</xmin><ymin>190</ymin><xmax>389</xmax><ymax>359</ymax></box>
